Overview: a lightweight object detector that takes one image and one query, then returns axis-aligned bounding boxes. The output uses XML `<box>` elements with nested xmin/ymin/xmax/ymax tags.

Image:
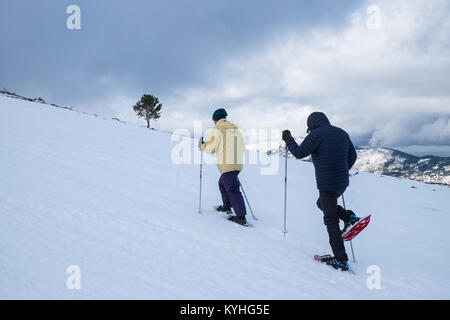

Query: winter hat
<box><xmin>212</xmin><ymin>108</ymin><xmax>228</xmax><ymax>121</ymax></box>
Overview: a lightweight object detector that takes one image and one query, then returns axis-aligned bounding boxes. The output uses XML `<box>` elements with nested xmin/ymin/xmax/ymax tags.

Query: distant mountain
<box><xmin>354</xmin><ymin>147</ymin><xmax>450</xmax><ymax>185</ymax></box>
<box><xmin>264</xmin><ymin>137</ymin><xmax>450</xmax><ymax>186</ymax></box>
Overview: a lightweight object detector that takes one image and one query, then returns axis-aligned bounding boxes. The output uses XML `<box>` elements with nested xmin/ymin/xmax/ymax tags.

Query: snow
<box><xmin>354</xmin><ymin>148</ymin><xmax>405</xmax><ymax>172</ymax></box>
<box><xmin>1</xmin><ymin>95</ymin><xmax>450</xmax><ymax>299</ymax></box>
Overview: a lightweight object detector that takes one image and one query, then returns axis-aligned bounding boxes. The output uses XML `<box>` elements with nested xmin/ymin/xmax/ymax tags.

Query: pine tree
<box><xmin>132</xmin><ymin>94</ymin><xmax>162</xmax><ymax>129</ymax></box>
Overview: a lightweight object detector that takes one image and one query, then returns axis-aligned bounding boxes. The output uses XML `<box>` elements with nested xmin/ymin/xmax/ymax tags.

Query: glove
<box><xmin>282</xmin><ymin>130</ymin><xmax>292</xmax><ymax>142</ymax></box>
<box><xmin>198</xmin><ymin>137</ymin><xmax>204</xmax><ymax>151</ymax></box>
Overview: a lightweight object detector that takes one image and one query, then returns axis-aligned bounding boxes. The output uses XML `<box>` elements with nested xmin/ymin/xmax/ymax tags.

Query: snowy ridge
<box><xmin>1</xmin><ymin>95</ymin><xmax>450</xmax><ymax>299</ymax></box>
<box><xmin>355</xmin><ymin>147</ymin><xmax>450</xmax><ymax>186</ymax></box>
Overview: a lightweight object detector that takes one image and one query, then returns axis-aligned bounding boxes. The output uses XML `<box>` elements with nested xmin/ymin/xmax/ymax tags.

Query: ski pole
<box><xmin>283</xmin><ymin>145</ymin><xmax>288</xmax><ymax>237</ymax></box>
<box><xmin>342</xmin><ymin>194</ymin><xmax>356</xmax><ymax>262</ymax></box>
<box><xmin>198</xmin><ymin>137</ymin><xmax>203</xmax><ymax>214</ymax></box>
<box><xmin>239</xmin><ymin>180</ymin><xmax>258</xmax><ymax>221</ymax></box>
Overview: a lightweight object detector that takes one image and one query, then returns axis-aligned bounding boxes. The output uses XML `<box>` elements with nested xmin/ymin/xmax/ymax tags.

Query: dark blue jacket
<box><xmin>286</xmin><ymin>112</ymin><xmax>357</xmax><ymax>191</ymax></box>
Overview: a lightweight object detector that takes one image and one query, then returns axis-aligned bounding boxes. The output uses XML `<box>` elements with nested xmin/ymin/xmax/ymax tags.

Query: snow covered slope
<box><xmin>1</xmin><ymin>95</ymin><xmax>449</xmax><ymax>299</ymax></box>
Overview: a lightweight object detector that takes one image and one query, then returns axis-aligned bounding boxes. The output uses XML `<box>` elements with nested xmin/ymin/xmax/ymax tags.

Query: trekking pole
<box><xmin>239</xmin><ymin>180</ymin><xmax>258</xmax><ymax>221</ymax></box>
<box><xmin>283</xmin><ymin>145</ymin><xmax>288</xmax><ymax>237</ymax></box>
<box><xmin>198</xmin><ymin>137</ymin><xmax>203</xmax><ymax>214</ymax></box>
<box><xmin>342</xmin><ymin>194</ymin><xmax>356</xmax><ymax>262</ymax></box>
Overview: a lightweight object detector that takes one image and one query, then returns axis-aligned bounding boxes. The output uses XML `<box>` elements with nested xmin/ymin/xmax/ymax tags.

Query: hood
<box><xmin>307</xmin><ymin>112</ymin><xmax>331</xmax><ymax>131</ymax></box>
<box><xmin>216</xmin><ymin>119</ymin><xmax>238</xmax><ymax>131</ymax></box>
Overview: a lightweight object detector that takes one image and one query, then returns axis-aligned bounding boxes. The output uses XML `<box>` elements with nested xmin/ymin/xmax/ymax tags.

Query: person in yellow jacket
<box><xmin>199</xmin><ymin>108</ymin><xmax>247</xmax><ymax>225</ymax></box>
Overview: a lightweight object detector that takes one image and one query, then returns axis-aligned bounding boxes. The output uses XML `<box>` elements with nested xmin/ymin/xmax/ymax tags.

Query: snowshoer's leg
<box><xmin>317</xmin><ymin>190</ymin><xmax>348</xmax><ymax>262</ymax></box>
<box><xmin>316</xmin><ymin>190</ymin><xmax>360</xmax><ymax>230</ymax></box>
<box><xmin>219</xmin><ymin>171</ymin><xmax>246</xmax><ymax>218</ymax></box>
<box><xmin>336</xmin><ymin>190</ymin><xmax>360</xmax><ymax>234</ymax></box>
<box><xmin>218</xmin><ymin>175</ymin><xmax>232</xmax><ymax>210</ymax></box>
<box><xmin>337</xmin><ymin>205</ymin><xmax>359</xmax><ymax>225</ymax></box>
<box><xmin>336</xmin><ymin>205</ymin><xmax>350</xmax><ymax>221</ymax></box>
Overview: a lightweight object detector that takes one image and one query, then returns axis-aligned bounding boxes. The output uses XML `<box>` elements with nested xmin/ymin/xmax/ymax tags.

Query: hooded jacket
<box><xmin>286</xmin><ymin>112</ymin><xmax>357</xmax><ymax>191</ymax></box>
<box><xmin>201</xmin><ymin>119</ymin><xmax>246</xmax><ymax>174</ymax></box>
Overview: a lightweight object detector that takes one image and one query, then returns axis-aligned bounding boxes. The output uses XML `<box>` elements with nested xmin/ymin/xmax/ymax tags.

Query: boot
<box><xmin>342</xmin><ymin>210</ymin><xmax>361</xmax><ymax>234</ymax></box>
<box><xmin>215</xmin><ymin>205</ymin><xmax>232</xmax><ymax>215</ymax></box>
<box><xmin>227</xmin><ymin>215</ymin><xmax>247</xmax><ymax>226</ymax></box>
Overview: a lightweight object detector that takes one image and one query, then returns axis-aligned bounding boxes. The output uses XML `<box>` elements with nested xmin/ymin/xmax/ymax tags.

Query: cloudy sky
<box><xmin>1</xmin><ymin>0</ymin><xmax>449</xmax><ymax>155</ymax></box>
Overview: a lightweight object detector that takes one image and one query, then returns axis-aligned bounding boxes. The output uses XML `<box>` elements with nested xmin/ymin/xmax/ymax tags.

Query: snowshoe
<box><xmin>342</xmin><ymin>215</ymin><xmax>371</xmax><ymax>242</ymax></box>
<box><xmin>314</xmin><ymin>254</ymin><xmax>349</xmax><ymax>271</ymax></box>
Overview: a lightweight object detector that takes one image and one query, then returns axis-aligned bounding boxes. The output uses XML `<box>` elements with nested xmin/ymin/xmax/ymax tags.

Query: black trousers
<box><xmin>316</xmin><ymin>188</ymin><xmax>352</xmax><ymax>262</ymax></box>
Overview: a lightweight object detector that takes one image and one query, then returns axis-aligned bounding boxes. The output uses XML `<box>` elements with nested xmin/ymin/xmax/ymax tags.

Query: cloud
<box><xmin>369</xmin><ymin>115</ymin><xmax>450</xmax><ymax>147</ymax></box>
<box><xmin>1</xmin><ymin>0</ymin><xmax>449</xmax><ymax>149</ymax></box>
<box><xmin>0</xmin><ymin>0</ymin><xmax>355</xmax><ymax>104</ymax></box>
<box><xmin>156</xmin><ymin>0</ymin><xmax>450</xmax><ymax>147</ymax></box>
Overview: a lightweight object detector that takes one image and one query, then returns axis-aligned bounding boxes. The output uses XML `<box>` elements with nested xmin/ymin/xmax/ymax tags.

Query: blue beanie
<box><xmin>212</xmin><ymin>108</ymin><xmax>228</xmax><ymax>121</ymax></box>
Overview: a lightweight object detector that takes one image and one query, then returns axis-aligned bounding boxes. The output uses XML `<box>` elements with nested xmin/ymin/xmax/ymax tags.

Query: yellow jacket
<box><xmin>201</xmin><ymin>119</ymin><xmax>245</xmax><ymax>174</ymax></box>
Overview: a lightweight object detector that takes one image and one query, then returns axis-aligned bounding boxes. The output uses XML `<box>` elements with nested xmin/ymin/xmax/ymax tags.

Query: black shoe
<box><xmin>227</xmin><ymin>215</ymin><xmax>247</xmax><ymax>226</ymax></box>
<box><xmin>342</xmin><ymin>211</ymin><xmax>361</xmax><ymax>234</ymax></box>
<box><xmin>215</xmin><ymin>205</ymin><xmax>232</xmax><ymax>215</ymax></box>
